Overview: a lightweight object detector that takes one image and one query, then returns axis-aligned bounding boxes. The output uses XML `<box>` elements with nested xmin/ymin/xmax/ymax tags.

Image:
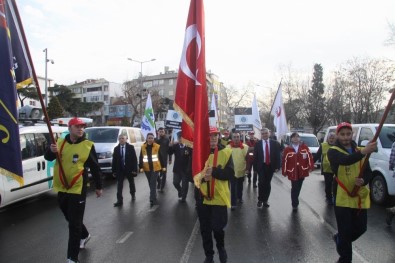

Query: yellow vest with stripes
<box><xmin>331</xmin><ymin>146</ymin><xmax>370</xmax><ymax>209</ymax></box>
<box><xmin>141</xmin><ymin>143</ymin><xmax>162</xmax><ymax>172</ymax></box>
<box><xmin>200</xmin><ymin>148</ymin><xmax>232</xmax><ymax>208</ymax></box>
<box><xmin>53</xmin><ymin>138</ymin><xmax>93</xmax><ymax>194</ymax></box>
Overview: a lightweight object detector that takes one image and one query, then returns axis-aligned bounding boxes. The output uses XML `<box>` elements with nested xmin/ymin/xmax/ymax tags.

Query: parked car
<box><xmin>324</xmin><ymin>123</ymin><xmax>395</xmax><ymax>204</ymax></box>
<box><xmin>84</xmin><ymin>126</ymin><xmax>144</xmax><ymax>175</ymax></box>
<box><xmin>281</xmin><ymin>132</ymin><xmax>320</xmax><ymax>167</ymax></box>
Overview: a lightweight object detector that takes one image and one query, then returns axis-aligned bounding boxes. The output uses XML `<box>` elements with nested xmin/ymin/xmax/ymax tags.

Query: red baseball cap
<box><xmin>68</xmin><ymin>117</ymin><xmax>87</xmax><ymax>127</ymax></box>
<box><xmin>223</xmin><ymin>130</ymin><xmax>230</xmax><ymax>135</ymax></box>
<box><xmin>209</xmin><ymin>127</ymin><xmax>220</xmax><ymax>134</ymax></box>
<box><xmin>336</xmin><ymin>122</ymin><xmax>352</xmax><ymax>134</ymax></box>
<box><xmin>248</xmin><ymin>131</ymin><xmax>255</xmax><ymax>135</ymax></box>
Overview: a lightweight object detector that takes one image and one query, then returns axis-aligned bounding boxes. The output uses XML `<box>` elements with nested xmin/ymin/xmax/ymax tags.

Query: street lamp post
<box><xmin>43</xmin><ymin>48</ymin><xmax>54</xmax><ymax>107</ymax></box>
<box><xmin>127</xmin><ymin>58</ymin><xmax>156</xmax><ymax>123</ymax></box>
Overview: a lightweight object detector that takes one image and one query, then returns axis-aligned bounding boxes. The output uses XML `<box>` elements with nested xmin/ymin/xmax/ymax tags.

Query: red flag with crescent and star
<box><xmin>174</xmin><ymin>0</ymin><xmax>210</xmax><ymax>187</ymax></box>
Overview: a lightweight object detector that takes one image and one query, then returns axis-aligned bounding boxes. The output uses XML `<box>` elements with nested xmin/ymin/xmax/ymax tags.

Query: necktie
<box><xmin>265</xmin><ymin>140</ymin><xmax>270</xmax><ymax>165</ymax></box>
<box><xmin>121</xmin><ymin>146</ymin><xmax>125</xmax><ymax>168</ymax></box>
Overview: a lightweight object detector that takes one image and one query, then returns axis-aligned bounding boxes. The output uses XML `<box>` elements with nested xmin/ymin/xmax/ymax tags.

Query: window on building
<box><xmin>153</xmin><ymin>80</ymin><xmax>159</xmax><ymax>87</ymax></box>
<box><xmin>159</xmin><ymin>79</ymin><xmax>164</xmax><ymax>85</ymax></box>
<box><xmin>168</xmin><ymin>79</ymin><xmax>174</xmax><ymax>85</ymax></box>
<box><xmin>104</xmin><ymin>95</ymin><xmax>109</xmax><ymax>102</ymax></box>
<box><xmin>104</xmin><ymin>85</ymin><xmax>108</xmax><ymax>91</ymax></box>
<box><xmin>168</xmin><ymin>90</ymin><xmax>174</xmax><ymax>96</ymax></box>
<box><xmin>143</xmin><ymin>81</ymin><xmax>153</xmax><ymax>88</ymax></box>
<box><xmin>87</xmin><ymin>87</ymin><xmax>102</xmax><ymax>92</ymax></box>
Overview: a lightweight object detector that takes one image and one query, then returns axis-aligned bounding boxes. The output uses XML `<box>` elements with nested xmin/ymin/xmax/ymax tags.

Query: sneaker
<box><xmin>257</xmin><ymin>201</ymin><xmax>263</xmax><ymax>208</ymax></box>
<box><xmin>80</xmin><ymin>234</ymin><xmax>91</xmax><ymax>249</ymax></box>
<box><xmin>386</xmin><ymin>209</ymin><xmax>395</xmax><ymax>226</ymax></box>
<box><xmin>203</xmin><ymin>256</ymin><xmax>214</xmax><ymax>263</ymax></box>
<box><xmin>218</xmin><ymin>247</ymin><xmax>227</xmax><ymax>263</ymax></box>
<box><xmin>333</xmin><ymin>233</ymin><xmax>340</xmax><ymax>255</ymax></box>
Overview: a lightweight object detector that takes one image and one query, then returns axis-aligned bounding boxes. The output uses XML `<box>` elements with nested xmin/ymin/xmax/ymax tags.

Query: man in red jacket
<box><xmin>282</xmin><ymin>132</ymin><xmax>314</xmax><ymax>211</ymax></box>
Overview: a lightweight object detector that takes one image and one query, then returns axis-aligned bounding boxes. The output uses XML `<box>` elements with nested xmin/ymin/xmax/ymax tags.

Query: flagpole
<box><xmin>10</xmin><ymin>0</ymin><xmax>69</xmax><ymax>189</ymax></box>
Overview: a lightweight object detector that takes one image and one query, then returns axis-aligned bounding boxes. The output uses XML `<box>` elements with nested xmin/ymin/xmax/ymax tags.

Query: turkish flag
<box><xmin>174</xmin><ymin>0</ymin><xmax>209</xmax><ymax>187</ymax></box>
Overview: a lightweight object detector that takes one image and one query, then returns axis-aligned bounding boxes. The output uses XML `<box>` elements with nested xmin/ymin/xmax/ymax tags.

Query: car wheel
<box><xmin>370</xmin><ymin>175</ymin><xmax>388</xmax><ymax>204</ymax></box>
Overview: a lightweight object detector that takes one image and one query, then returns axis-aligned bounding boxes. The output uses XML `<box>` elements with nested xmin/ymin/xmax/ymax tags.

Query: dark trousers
<box><xmin>196</xmin><ymin>203</ymin><xmax>228</xmax><ymax>257</ymax></box>
<box><xmin>258</xmin><ymin>165</ymin><xmax>274</xmax><ymax>202</ymax></box>
<box><xmin>145</xmin><ymin>171</ymin><xmax>158</xmax><ymax>202</ymax></box>
<box><xmin>173</xmin><ymin>171</ymin><xmax>189</xmax><ymax>199</ymax></box>
<box><xmin>291</xmin><ymin>178</ymin><xmax>304</xmax><ymax>207</ymax></box>
<box><xmin>58</xmin><ymin>192</ymin><xmax>89</xmax><ymax>262</ymax></box>
<box><xmin>116</xmin><ymin>171</ymin><xmax>135</xmax><ymax>203</ymax></box>
<box><xmin>230</xmin><ymin>176</ymin><xmax>244</xmax><ymax>206</ymax></box>
<box><xmin>334</xmin><ymin>206</ymin><xmax>367</xmax><ymax>263</ymax></box>
<box><xmin>157</xmin><ymin>167</ymin><xmax>167</xmax><ymax>190</ymax></box>
<box><xmin>323</xmin><ymin>172</ymin><xmax>334</xmax><ymax>199</ymax></box>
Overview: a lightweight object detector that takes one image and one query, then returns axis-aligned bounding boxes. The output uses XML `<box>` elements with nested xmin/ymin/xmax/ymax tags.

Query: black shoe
<box><xmin>326</xmin><ymin>197</ymin><xmax>334</xmax><ymax>205</ymax></box>
<box><xmin>218</xmin><ymin>247</ymin><xmax>227</xmax><ymax>263</ymax></box>
<box><xmin>253</xmin><ymin>184</ymin><xmax>257</xmax><ymax>188</ymax></box>
<box><xmin>203</xmin><ymin>256</ymin><xmax>214</xmax><ymax>263</ymax></box>
<box><xmin>386</xmin><ymin>209</ymin><xmax>395</xmax><ymax>225</ymax></box>
<box><xmin>179</xmin><ymin>198</ymin><xmax>186</xmax><ymax>203</ymax></box>
<box><xmin>150</xmin><ymin>200</ymin><xmax>158</xmax><ymax>207</ymax></box>
<box><xmin>257</xmin><ymin>201</ymin><xmax>263</xmax><ymax>208</ymax></box>
<box><xmin>131</xmin><ymin>194</ymin><xmax>136</xmax><ymax>201</ymax></box>
<box><xmin>238</xmin><ymin>199</ymin><xmax>244</xmax><ymax>203</ymax></box>
<box><xmin>113</xmin><ymin>202</ymin><xmax>123</xmax><ymax>207</ymax></box>
<box><xmin>231</xmin><ymin>206</ymin><xmax>236</xmax><ymax>211</ymax></box>
<box><xmin>263</xmin><ymin>202</ymin><xmax>270</xmax><ymax>208</ymax></box>
<box><xmin>292</xmin><ymin>206</ymin><xmax>298</xmax><ymax>212</ymax></box>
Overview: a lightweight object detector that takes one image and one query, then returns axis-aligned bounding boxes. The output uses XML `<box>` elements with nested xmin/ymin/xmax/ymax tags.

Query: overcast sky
<box><xmin>18</xmin><ymin>0</ymin><xmax>395</xmax><ymax>91</ymax></box>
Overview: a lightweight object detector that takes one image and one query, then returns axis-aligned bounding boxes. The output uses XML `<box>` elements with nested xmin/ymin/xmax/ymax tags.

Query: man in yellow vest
<box><xmin>327</xmin><ymin>122</ymin><xmax>377</xmax><ymax>263</ymax></box>
<box><xmin>314</xmin><ymin>132</ymin><xmax>337</xmax><ymax>205</ymax></box>
<box><xmin>45</xmin><ymin>117</ymin><xmax>103</xmax><ymax>263</ymax></box>
<box><xmin>227</xmin><ymin>131</ymin><xmax>248</xmax><ymax>210</ymax></box>
<box><xmin>139</xmin><ymin>132</ymin><xmax>166</xmax><ymax>207</ymax></box>
<box><xmin>197</xmin><ymin>127</ymin><xmax>234</xmax><ymax>263</ymax></box>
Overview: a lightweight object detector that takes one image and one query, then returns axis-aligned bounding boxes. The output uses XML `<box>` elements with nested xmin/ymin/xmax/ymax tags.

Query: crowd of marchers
<box><xmin>46</xmin><ymin>118</ymin><xmax>385</xmax><ymax>263</ymax></box>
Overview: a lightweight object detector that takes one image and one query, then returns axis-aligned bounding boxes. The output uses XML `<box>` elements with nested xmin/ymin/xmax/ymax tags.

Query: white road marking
<box><xmin>179</xmin><ymin>219</ymin><xmax>200</xmax><ymax>263</ymax></box>
<box><xmin>116</xmin><ymin>231</ymin><xmax>134</xmax><ymax>244</ymax></box>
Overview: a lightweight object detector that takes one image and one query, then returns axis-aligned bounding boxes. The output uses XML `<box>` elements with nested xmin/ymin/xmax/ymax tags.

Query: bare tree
<box><xmin>335</xmin><ymin>57</ymin><xmax>395</xmax><ymax>123</ymax></box>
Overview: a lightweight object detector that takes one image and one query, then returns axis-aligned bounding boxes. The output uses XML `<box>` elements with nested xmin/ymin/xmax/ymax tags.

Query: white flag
<box><xmin>141</xmin><ymin>93</ymin><xmax>156</xmax><ymax>139</ymax></box>
<box><xmin>209</xmin><ymin>93</ymin><xmax>219</xmax><ymax>128</ymax></box>
<box><xmin>252</xmin><ymin>94</ymin><xmax>262</xmax><ymax>130</ymax></box>
<box><xmin>270</xmin><ymin>83</ymin><xmax>288</xmax><ymax>140</ymax></box>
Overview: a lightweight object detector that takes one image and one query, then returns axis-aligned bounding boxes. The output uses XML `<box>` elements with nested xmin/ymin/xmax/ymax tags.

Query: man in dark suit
<box><xmin>253</xmin><ymin>128</ymin><xmax>281</xmax><ymax>208</ymax></box>
<box><xmin>112</xmin><ymin>134</ymin><xmax>138</xmax><ymax>207</ymax></box>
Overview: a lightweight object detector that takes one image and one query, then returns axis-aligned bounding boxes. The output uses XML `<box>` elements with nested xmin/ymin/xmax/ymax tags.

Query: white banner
<box><xmin>141</xmin><ymin>93</ymin><xmax>156</xmax><ymax>139</ymax></box>
<box><xmin>270</xmin><ymin>83</ymin><xmax>289</xmax><ymax>140</ymax></box>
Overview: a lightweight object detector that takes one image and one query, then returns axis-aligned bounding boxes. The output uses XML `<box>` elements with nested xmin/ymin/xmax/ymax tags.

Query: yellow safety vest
<box><xmin>200</xmin><ymin>148</ymin><xmax>232</xmax><ymax>208</ymax></box>
<box><xmin>331</xmin><ymin>146</ymin><xmax>370</xmax><ymax>209</ymax></box>
<box><xmin>321</xmin><ymin>142</ymin><xmax>333</xmax><ymax>173</ymax></box>
<box><xmin>141</xmin><ymin>143</ymin><xmax>162</xmax><ymax>172</ymax></box>
<box><xmin>227</xmin><ymin>144</ymin><xmax>248</xmax><ymax>178</ymax></box>
<box><xmin>53</xmin><ymin>138</ymin><xmax>93</xmax><ymax>194</ymax></box>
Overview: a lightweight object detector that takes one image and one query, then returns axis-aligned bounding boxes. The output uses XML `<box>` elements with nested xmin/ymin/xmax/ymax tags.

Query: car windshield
<box><xmin>300</xmin><ymin>136</ymin><xmax>319</xmax><ymax>147</ymax></box>
<box><xmin>85</xmin><ymin>128</ymin><xmax>119</xmax><ymax>143</ymax></box>
<box><xmin>377</xmin><ymin>126</ymin><xmax>395</xmax><ymax>148</ymax></box>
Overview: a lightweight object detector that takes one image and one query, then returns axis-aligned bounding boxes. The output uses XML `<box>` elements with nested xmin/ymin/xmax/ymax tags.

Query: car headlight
<box><xmin>98</xmin><ymin>151</ymin><xmax>113</xmax><ymax>159</ymax></box>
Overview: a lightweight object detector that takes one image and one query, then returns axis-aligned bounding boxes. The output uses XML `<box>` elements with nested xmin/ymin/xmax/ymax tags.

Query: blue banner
<box><xmin>0</xmin><ymin>0</ymin><xmax>24</xmax><ymax>185</ymax></box>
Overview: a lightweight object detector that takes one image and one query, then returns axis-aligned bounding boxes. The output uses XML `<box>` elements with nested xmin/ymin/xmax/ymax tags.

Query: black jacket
<box><xmin>169</xmin><ymin>143</ymin><xmax>192</xmax><ymax>174</ymax></box>
<box><xmin>112</xmin><ymin>143</ymin><xmax>138</xmax><ymax>175</ymax></box>
<box><xmin>155</xmin><ymin>136</ymin><xmax>172</xmax><ymax>163</ymax></box>
<box><xmin>253</xmin><ymin>139</ymin><xmax>281</xmax><ymax>172</ymax></box>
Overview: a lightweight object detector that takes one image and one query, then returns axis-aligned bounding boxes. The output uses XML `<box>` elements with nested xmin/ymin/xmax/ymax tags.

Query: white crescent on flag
<box><xmin>180</xmin><ymin>24</ymin><xmax>202</xmax><ymax>86</ymax></box>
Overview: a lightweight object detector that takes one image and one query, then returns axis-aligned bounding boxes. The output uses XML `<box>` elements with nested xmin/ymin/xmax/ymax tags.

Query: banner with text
<box><xmin>234</xmin><ymin>107</ymin><xmax>253</xmax><ymax>131</ymax></box>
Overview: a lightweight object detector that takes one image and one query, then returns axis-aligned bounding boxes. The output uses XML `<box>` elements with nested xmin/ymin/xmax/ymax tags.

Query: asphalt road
<box><xmin>1</xmin><ymin>167</ymin><xmax>395</xmax><ymax>263</ymax></box>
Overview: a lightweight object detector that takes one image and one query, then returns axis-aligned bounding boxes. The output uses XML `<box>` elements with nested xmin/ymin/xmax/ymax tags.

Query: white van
<box><xmin>281</xmin><ymin>132</ymin><xmax>320</xmax><ymax>166</ymax></box>
<box><xmin>324</xmin><ymin>123</ymin><xmax>395</xmax><ymax>204</ymax></box>
<box><xmin>0</xmin><ymin>125</ymin><xmax>67</xmax><ymax>208</ymax></box>
<box><xmin>84</xmin><ymin>126</ymin><xmax>144</xmax><ymax>174</ymax></box>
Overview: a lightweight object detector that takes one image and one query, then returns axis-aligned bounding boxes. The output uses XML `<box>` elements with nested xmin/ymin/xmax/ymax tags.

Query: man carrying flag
<box><xmin>174</xmin><ymin>0</ymin><xmax>233</xmax><ymax>262</ymax></box>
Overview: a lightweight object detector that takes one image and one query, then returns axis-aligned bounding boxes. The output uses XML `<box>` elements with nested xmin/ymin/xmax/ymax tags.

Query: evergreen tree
<box><xmin>306</xmin><ymin>64</ymin><xmax>326</xmax><ymax>134</ymax></box>
<box><xmin>47</xmin><ymin>96</ymin><xmax>64</xmax><ymax>120</ymax></box>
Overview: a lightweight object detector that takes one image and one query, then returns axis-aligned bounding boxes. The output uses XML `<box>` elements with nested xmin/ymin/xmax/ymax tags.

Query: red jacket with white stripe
<box><xmin>282</xmin><ymin>143</ymin><xmax>314</xmax><ymax>181</ymax></box>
